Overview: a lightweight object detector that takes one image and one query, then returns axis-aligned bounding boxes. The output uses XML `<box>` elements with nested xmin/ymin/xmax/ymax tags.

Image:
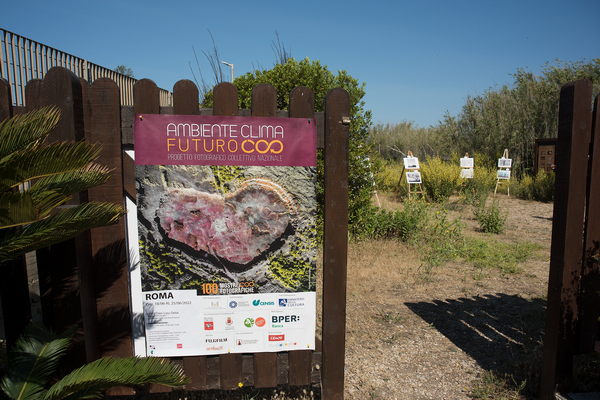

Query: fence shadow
<box><xmin>405</xmin><ymin>293</ymin><xmax>546</xmax><ymax>374</ymax></box>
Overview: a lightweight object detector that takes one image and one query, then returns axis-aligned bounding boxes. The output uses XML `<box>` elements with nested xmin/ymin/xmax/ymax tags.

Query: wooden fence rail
<box><xmin>541</xmin><ymin>79</ymin><xmax>600</xmax><ymax>399</ymax></box>
<box><xmin>0</xmin><ymin>66</ymin><xmax>350</xmax><ymax>399</ymax></box>
<box><xmin>0</xmin><ymin>28</ymin><xmax>172</xmax><ymax>107</ymax></box>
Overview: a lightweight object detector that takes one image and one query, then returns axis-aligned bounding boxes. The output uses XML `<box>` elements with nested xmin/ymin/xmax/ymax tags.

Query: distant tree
<box><xmin>433</xmin><ymin>58</ymin><xmax>600</xmax><ymax>176</ymax></box>
<box><xmin>114</xmin><ymin>65</ymin><xmax>134</xmax><ymax>78</ymax></box>
<box><xmin>369</xmin><ymin>122</ymin><xmax>436</xmax><ymax>162</ymax></box>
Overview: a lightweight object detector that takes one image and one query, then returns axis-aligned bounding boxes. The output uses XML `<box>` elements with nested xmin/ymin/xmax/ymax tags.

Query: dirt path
<box><xmin>343</xmin><ymin>195</ymin><xmax>554</xmax><ymax>399</ymax></box>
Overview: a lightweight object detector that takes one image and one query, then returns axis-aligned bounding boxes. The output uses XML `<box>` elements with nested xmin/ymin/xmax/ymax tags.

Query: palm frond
<box><xmin>42</xmin><ymin>357</ymin><xmax>189</xmax><ymax>400</ymax></box>
<box><xmin>0</xmin><ymin>191</ymin><xmax>37</xmax><ymax>229</ymax></box>
<box><xmin>30</xmin><ymin>164</ymin><xmax>112</xmax><ymax>198</ymax></box>
<box><xmin>0</xmin><ymin>107</ymin><xmax>60</xmax><ymax>160</ymax></box>
<box><xmin>0</xmin><ymin>142</ymin><xmax>103</xmax><ymax>192</ymax></box>
<box><xmin>0</xmin><ymin>202</ymin><xmax>124</xmax><ymax>263</ymax></box>
<box><xmin>0</xmin><ymin>324</ymin><xmax>76</xmax><ymax>400</ymax></box>
<box><xmin>0</xmin><ymin>191</ymin><xmax>70</xmax><ymax>229</ymax></box>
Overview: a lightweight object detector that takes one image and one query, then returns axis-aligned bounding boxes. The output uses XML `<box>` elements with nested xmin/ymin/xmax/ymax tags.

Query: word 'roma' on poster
<box><xmin>132</xmin><ymin>114</ymin><xmax>317</xmax><ymax>357</ymax></box>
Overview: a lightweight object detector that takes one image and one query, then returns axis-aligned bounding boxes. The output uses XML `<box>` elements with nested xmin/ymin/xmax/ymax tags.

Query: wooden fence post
<box><xmin>132</xmin><ymin>79</ymin><xmax>169</xmax><ymax>395</ymax></box>
<box><xmin>212</xmin><ymin>82</ymin><xmax>243</xmax><ymax>390</ymax></box>
<box><xmin>289</xmin><ymin>85</ymin><xmax>317</xmax><ymax>387</ymax></box>
<box><xmin>250</xmin><ymin>83</ymin><xmax>280</xmax><ymax>389</ymax></box>
<box><xmin>541</xmin><ymin>79</ymin><xmax>593</xmax><ymax>399</ymax></box>
<box><xmin>321</xmin><ymin>88</ymin><xmax>350</xmax><ymax>400</ymax></box>
<box><xmin>172</xmin><ymin>79</ymin><xmax>208</xmax><ymax>392</ymax></box>
<box><xmin>88</xmin><ymin>77</ymin><xmax>131</xmax><ymax>366</ymax></box>
<box><xmin>580</xmin><ymin>94</ymin><xmax>600</xmax><ymax>354</ymax></box>
<box><xmin>0</xmin><ymin>77</ymin><xmax>12</xmax><ymax>121</ymax></box>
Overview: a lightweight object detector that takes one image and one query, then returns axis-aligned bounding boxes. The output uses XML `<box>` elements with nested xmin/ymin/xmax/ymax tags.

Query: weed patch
<box><xmin>474</xmin><ymin>199</ymin><xmax>507</xmax><ymax>233</ymax></box>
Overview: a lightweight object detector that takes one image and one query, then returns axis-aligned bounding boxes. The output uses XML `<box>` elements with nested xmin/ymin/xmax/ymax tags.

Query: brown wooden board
<box><xmin>580</xmin><ymin>94</ymin><xmax>600</xmax><ymax>353</ymax></box>
<box><xmin>321</xmin><ymin>88</ymin><xmax>350</xmax><ymax>400</ymax></box>
<box><xmin>173</xmin><ymin>80</ymin><xmax>199</xmax><ymax>115</ymax></box>
<box><xmin>541</xmin><ymin>79</ymin><xmax>593</xmax><ymax>399</ymax></box>
<box><xmin>40</xmin><ymin>67</ymin><xmax>86</xmax><ymax>333</ymax></box>
<box><xmin>133</xmin><ymin>78</ymin><xmax>172</xmax><ymax>394</ymax></box>
<box><xmin>88</xmin><ymin>78</ymin><xmax>131</xmax><ymax>366</ymax></box>
<box><xmin>288</xmin><ymin>85</ymin><xmax>316</xmax><ymax>386</ymax></box>
<box><xmin>25</xmin><ymin>79</ymin><xmax>44</xmax><ymax>112</ymax></box>
<box><xmin>212</xmin><ymin>82</ymin><xmax>243</xmax><ymax>390</ymax></box>
<box><xmin>249</xmin><ymin>82</ymin><xmax>279</xmax><ymax>389</ymax></box>
<box><xmin>0</xmin><ymin>77</ymin><xmax>12</xmax><ymax>121</ymax></box>
<box><xmin>173</xmin><ymin>78</ymin><xmax>207</xmax><ymax>390</ymax></box>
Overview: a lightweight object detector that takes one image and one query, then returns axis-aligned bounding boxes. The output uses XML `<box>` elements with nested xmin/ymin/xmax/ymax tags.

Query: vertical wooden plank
<box><xmin>541</xmin><ymin>79</ymin><xmax>593</xmax><ymax>399</ymax></box>
<box><xmin>134</xmin><ymin>79</ymin><xmax>160</xmax><ymax>115</ymax></box>
<box><xmin>133</xmin><ymin>79</ymin><xmax>170</xmax><ymax>394</ymax></box>
<box><xmin>88</xmin><ymin>78</ymin><xmax>132</xmax><ymax>370</ymax></box>
<box><xmin>248</xmin><ymin>83</ymin><xmax>280</xmax><ymax>389</ymax></box>
<box><xmin>206</xmin><ymin>356</ymin><xmax>221</xmax><ymax>390</ymax></box>
<box><xmin>288</xmin><ymin>85</ymin><xmax>316</xmax><ymax>386</ymax></box>
<box><xmin>580</xmin><ymin>94</ymin><xmax>600</xmax><ymax>353</ymax></box>
<box><xmin>212</xmin><ymin>81</ymin><xmax>243</xmax><ymax>390</ymax></box>
<box><xmin>0</xmin><ymin>77</ymin><xmax>12</xmax><ymax>121</ymax></box>
<box><xmin>42</xmin><ymin>67</ymin><xmax>86</xmax><ymax>328</ymax></box>
<box><xmin>172</xmin><ymin>78</ymin><xmax>207</xmax><ymax>390</ymax></box>
<box><xmin>213</xmin><ymin>82</ymin><xmax>239</xmax><ymax>117</ymax></box>
<box><xmin>44</xmin><ymin>67</ymin><xmax>84</xmax><ymax>142</ymax></box>
<box><xmin>25</xmin><ymin>79</ymin><xmax>44</xmax><ymax>111</ymax></box>
<box><xmin>321</xmin><ymin>88</ymin><xmax>350</xmax><ymax>400</ymax></box>
<box><xmin>251</xmin><ymin>83</ymin><xmax>277</xmax><ymax>118</ymax></box>
<box><xmin>276</xmin><ymin>352</ymin><xmax>289</xmax><ymax>385</ymax></box>
<box><xmin>183</xmin><ymin>356</ymin><xmax>206</xmax><ymax>390</ymax></box>
<box><xmin>173</xmin><ymin>80</ymin><xmax>199</xmax><ymax>115</ymax></box>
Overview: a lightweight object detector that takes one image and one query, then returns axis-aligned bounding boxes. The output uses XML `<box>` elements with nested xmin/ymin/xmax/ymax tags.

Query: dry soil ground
<box><xmin>343</xmin><ymin>194</ymin><xmax>554</xmax><ymax>400</ymax></box>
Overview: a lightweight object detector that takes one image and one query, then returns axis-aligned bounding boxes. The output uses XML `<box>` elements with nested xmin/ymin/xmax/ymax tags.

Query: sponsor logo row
<box><xmin>170</xmin><ymin>333</ymin><xmax>309</xmax><ymax>352</ymax></box>
<box><xmin>226</xmin><ymin>297</ymin><xmax>306</xmax><ymax>309</ymax></box>
<box><xmin>203</xmin><ymin>314</ymin><xmax>303</xmax><ymax>331</ymax></box>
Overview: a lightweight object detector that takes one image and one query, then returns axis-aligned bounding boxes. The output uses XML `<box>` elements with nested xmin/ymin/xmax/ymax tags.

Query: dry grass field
<box><xmin>342</xmin><ymin>193</ymin><xmax>554</xmax><ymax>399</ymax></box>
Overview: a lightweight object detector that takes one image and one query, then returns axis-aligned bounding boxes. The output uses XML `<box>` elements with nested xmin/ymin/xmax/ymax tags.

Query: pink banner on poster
<box><xmin>134</xmin><ymin>114</ymin><xmax>316</xmax><ymax>167</ymax></box>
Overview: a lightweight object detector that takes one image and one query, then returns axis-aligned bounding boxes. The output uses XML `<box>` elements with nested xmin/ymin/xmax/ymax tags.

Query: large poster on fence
<box><xmin>132</xmin><ymin>114</ymin><xmax>317</xmax><ymax>357</ymax></box>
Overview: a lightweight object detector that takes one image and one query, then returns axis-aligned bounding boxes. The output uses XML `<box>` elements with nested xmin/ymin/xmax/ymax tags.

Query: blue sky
<box><xmin>2</xmin><ymin>0</ymin><xmax>598</xmax><ymax>127</ymax></box>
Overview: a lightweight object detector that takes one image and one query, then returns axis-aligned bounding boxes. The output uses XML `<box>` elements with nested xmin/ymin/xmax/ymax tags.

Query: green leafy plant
<box><xmin>0</xmin><ymin>324</ymin><xmax>189</xmax><ymax>400</ymax></box>
<box><xmin>420</xmin><ymin>157</ymin><xmax>461</xmax><ymax>203</ymax></box>
<box><xmin>0</xmin><ymin>107</ymin><xmax>124</xmax><ymax>264</ymax></box>
<box><xmin>350</xmin><ymin>198</ymin><xmax>429</xmax><ymax>240</ymax></box>
<box><xmin>474</xmin><ymin>199</ymin><xmax>507</xmax><ymax>234</ymax></box>
<box><xmin>511</xmin><ymin>170</ymin><xmax>555</xmax><ymax>202</ymax></box>
<box><xmin>422</xmin><ymin>205</ymin><xmax>464</xmax><ymax>266</ymax></box>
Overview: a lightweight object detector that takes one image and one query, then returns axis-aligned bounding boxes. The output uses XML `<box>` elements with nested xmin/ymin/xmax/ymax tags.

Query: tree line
<box><xmin>370</xmin><ymin>58</ymin><xmax>600</xmax><ymax>177</ymax></box>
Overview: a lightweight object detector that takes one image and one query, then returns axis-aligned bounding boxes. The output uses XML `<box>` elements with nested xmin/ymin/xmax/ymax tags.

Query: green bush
<box><xmin>420</xmin><ymin>157</ymin><xmax>461</xmax><ymax>203</ymax></box>
<box><xmin>474</xmin><ymin>199</ymin><xmax>507</xmax><ymax>234</ymax></box>
<box><xmin>423</xmin><ymin>206</ymin><xmax>464</xmax><ymax>265</ymax></box>
<box><xmin>350</xmin><ymin>199</ymin><xmax>429</xmax><ymax>240</ymax></box>
<box><xmin>376</xmin><ymin>160</ymin><xmax>408</xmax><ymax>198</ymax></box>
<box><xmin>459</xmin><ymin>165</ymin><xmax>497</xmax><ymax>207</ymax></box>
<box><xmin>511</xmin><ymin>170</ymin><xmax>555</xmax><ymax>202</ymax></box>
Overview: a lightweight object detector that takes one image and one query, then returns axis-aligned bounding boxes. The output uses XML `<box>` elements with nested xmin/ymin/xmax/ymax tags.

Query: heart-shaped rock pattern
<box><xmin>158</xmin><ymin>179</ymin><xmax>296</xmax><ymax>265</ymax></box>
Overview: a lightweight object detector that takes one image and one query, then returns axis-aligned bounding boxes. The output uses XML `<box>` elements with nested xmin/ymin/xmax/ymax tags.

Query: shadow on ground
<box><xmin>406</xmin><ymin>293</ymin><xmax>546</xmax><ymax>383</ymax></box>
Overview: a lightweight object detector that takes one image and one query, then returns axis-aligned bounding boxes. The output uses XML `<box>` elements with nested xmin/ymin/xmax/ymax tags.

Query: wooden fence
<box><xmin>0</xmin><ymin>66</ymin><xmax>350</xmax><ymax>399</ymax></box>
<box><xmin>541</xmin><ymin>79</ymin><xmax>600</xmax><ymax>399</ymax></box>
<box><xmin>0</xmin><ymin>28</ymin><xmax>172</xmax><ymax>107</ymax></box>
